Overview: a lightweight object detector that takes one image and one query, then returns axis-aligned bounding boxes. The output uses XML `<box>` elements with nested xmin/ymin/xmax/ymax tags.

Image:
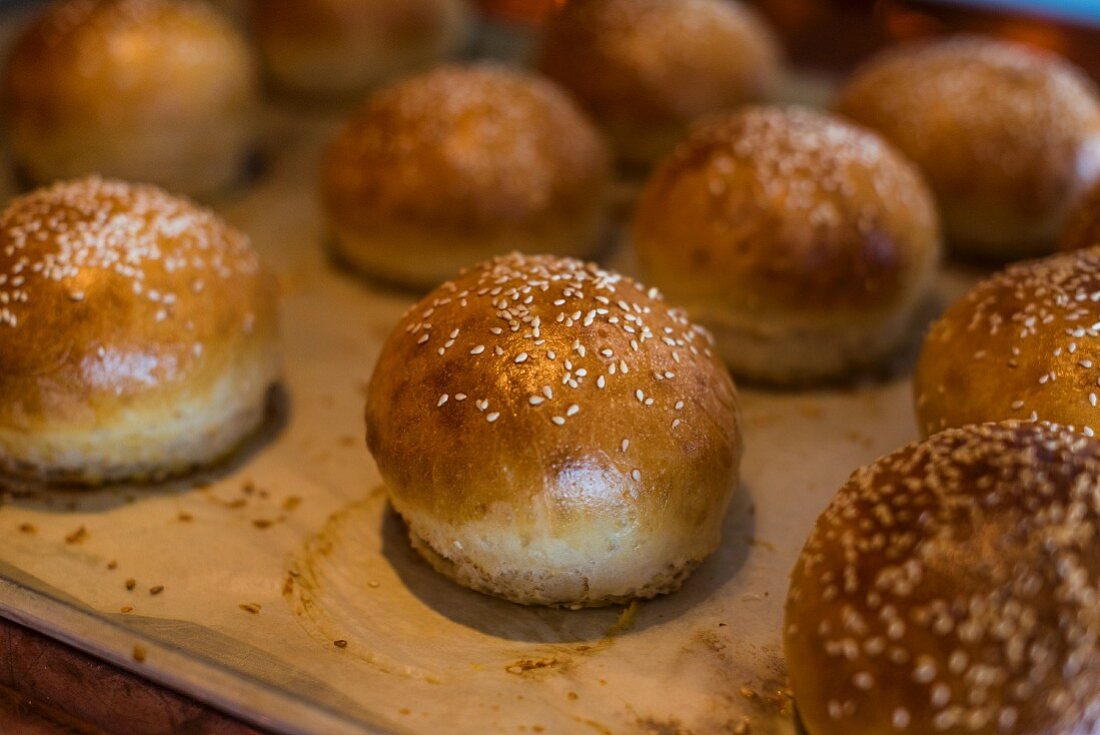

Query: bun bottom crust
<box><xmin>10</xmin><ymin>120</ymin><xmax>256</xmax><ymax>199</ymax></box>
<box><xmin>943</xmin><ymin>208</ymin><xmax>1064</xmax><ymax>262</ymax></box>
<box><xmin>328</xmin><ymin>217</ymin><xmax>607</xmax><ymax>291</ymax></box>
<box><xmin>697</xmin><ymin>304</ymin><xmax>923</xmax><ymax>386</ymax></box>
<box><xmin>0</xmin><ymin>362</ymin><xmax>279</xmax><ymax>486</ymax></box>
<box><xmin>407</xmin><ymin>526</ymin><xmax>702</xmax><ymax>609</ymax></box>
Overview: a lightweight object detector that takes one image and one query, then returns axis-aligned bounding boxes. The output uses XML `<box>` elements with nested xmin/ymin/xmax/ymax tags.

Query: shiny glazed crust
<box><xmin>536</xmin><ymin>0</ymin><xmax>781</xmax><ymax>166</ymax></box>
<box><xmin>365</xmin><ymin>253</ymin><xmax>742</xmax><ymax>606</ymax></box>
<box><xmin>836</xmin><ymin>36</ymin><xmax>1100</xmax><ymax>259</ymax></box>
<box><xmin>632</xmin><ymin>106</ymin><xmax>941</xmax><ymax>384</ymax></box>
<box><xmin>0</xmin><ymin>177</ymin><xmax>280</xmax><ymax>484</ymax></box>
<box><xmin>2</xmin><ymin>0</ymin><xmax>257</xmax><ymax>196</ymax></box>
<box><xmin>915</xmin><ymin>247</ymin><xmax>1100</xmax><ymax>437</ymax></box>
<box><xmin>785</xmin><ymin>422</ymin><xmax>1100</xmax><ymax>734</ymax></box>
<box><xmin>252</xmin><ymin>0</ymin><xmax>471</xmax><ymax>99</ymax></box>
<box><xmin>1061</xmin><ymin>177</ymin><xmax>1100</xmax><ymax>252</ymax></box>
<box><xmin>321</xmin><ymin>65</ymin><xmax>611</xmax><ymax>289</ymax></box>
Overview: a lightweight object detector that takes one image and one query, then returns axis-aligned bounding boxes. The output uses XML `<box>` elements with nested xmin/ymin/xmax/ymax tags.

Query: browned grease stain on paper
<box><xmin>282</xmin><ymin>489</ymin><xmax>786</xmax><ymax>734</ymax></box>
<box><xmin>283</xmin><ymin>490</ymin><xmax>630</xmax><ymax>687</ymax></box>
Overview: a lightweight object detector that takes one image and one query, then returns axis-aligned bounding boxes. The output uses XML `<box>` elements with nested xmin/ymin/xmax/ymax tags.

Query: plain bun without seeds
<box><xmin>785</xmin><ymin>421</ymin><xmax>1100</xmax><ymax>735</ymax></box>
<box><xmin>2</xmin><ymin>0</ymin><xmax>258</xmax><ymax>197</ymax></box>
<box><xmin>536</xmin><ymin>0</ymin><xmax>781</xmax><ymax>168</ymax></box>
<box><xmin>251</xmin><ymin>0</ymin><xmax>472</xmax><ymax>100</ymax></box>
<box><xmin>0</xmin><ymin>177</ymin><xmax>280</xmax><ymax>485</ymax></box>
<box><xmin>365</xmin><ymin>253</ymin><xmax>742</xmax><ymax>607</ymax></box>
<box><xmin>836</xmin><ymin>35</ymin><xmax>1100</xmax><ymax>260</ymax></box>
<box><xmin>321</xmin><ymin>65</ymin><xmax>611</xmax><ymax>290</ymax></box>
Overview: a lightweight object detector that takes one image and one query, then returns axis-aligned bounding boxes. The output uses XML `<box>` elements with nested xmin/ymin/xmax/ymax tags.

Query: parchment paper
<box><xmin>0</xmin><ymin>15</ymin><xmax>980</xmax><ymax>734</ymax></box>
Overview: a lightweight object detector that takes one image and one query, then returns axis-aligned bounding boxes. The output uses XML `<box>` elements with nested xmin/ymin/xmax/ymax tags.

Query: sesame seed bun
<box><xmin>1</xmin><ymin>0</ymin><xmax>258</xmax><ymax>198</ymax></box>
<box><xmin>535</xmin><ymin>0</ymin><xmax>782</xmax><ymax>168</ymax></box>
<box><xmin>1061</xmin><ymin>178</ymin><xmax>1100</xmax><ymax>252</ymax></box>
<box><xmin>251</xmin><ymin>0</ymin><xmax>471</xmax><ymax>101</ymax></box>
<box><xmin>785</xmin><ymin>421</ymin><xmax>1100</xmax><ymax>735</ymax></box>
<box><xmin>321</xmin><ymin>65</ymin><xmax>612</xmax><ymax>290</ymax></box>
<box><xmin>0</xmin><ymin>177</ymin><xmax>280</xmax><ymax>485</ymax></box>
<box><xmin>915</xmin><ymin>248</ymin><xmax>1100</xmax><ymax>437</ymax></box>
<box><xmin>836</xmin><ymin>36</ymin><xmax>1100</xmax><ymax>261</ymax></box>
<box><xmin>364</xmin><ymin>253</ymin><xmax>742</xmax><ymax>607</ymax></box>
<box><xmin>631</xmin><ymin>106</ymin><xmax>941</xmax><ymax>385</ymax></box>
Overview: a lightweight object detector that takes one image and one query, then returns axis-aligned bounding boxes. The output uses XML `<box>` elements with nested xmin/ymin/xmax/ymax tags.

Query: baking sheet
<box><xmin>0</xmin><ymin>16</ymin><xmax>981</xmax><ymax>735</ymax></box>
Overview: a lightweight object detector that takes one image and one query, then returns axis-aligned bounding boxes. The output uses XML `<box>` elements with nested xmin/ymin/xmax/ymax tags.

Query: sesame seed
<box><xmin>437</xmin><ymin>394</ymin><xmax>449</xmax><ymax>407</ymax></box>
<box><xmin>470</xmin><ymin>345</ymin><xmax>485</xmax><ymax>354</ymax></box>
<box><xmin>515</xmin><ymin>352</ymin><xmax>529</xmax><ymax>363</ymax></box>
<box><xmin>892</xmin><ymin>708</ymin><xmax>910</xmax><ymax>729</ymax></box>
<box><xmin>551</xmin><ymin>416</ymin><xmax>566</xmax><ymax>426</ymax></box>
<box><xmin>566</xmin><ymin>404</ymin><xmax>579</xmax><ymax>416</ymax></box>
<box><xmin>486</xmin><ymin>412</ymin><xmax>500</xmax><ymax>423</ymax></box>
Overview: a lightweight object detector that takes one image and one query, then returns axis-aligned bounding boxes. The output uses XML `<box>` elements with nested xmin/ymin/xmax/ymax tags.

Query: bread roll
<box><xmin>836</xmin><ymin>36</ymin><xmax>1100</xmax><ymax>260</ymax></box>
<box><xmin>251</xmin><ymin>0</ymin><xmax>471</xmax><ymax>100</ymax></box>
<box><xmin>321</xmin><ymin>65</ymin><xmax>611</xmax><ymax>289</ymax></box>
<box><xmin>785</xmin><ymin>421</ymin><xmax>1100</xmax><ymax>735</ymax></box>
<box><xmin>2</xmin><ymin>0</ymin><xmax>258</xmax><ymax>197</ymax></box>
<box><xmin>535</xmin><ymin>0</ymin><xmax>782</xmax><ymax>168</ymax></box>
<box><xmin>915</xmin><ymin>247</ymin><xmax>1100</xmax><ymax>437</ymax></box>
<box><xmin>365</xmin><ymin>253</ymin><xmax>742</xmax><ymax>607</ymax></box>
<box><xmin>1061</xmin><ymin>177</ymin><xmax>1100</xmax><ymax>252</ymax></box>
<box><xmin>632</xmin><ymin>106</ymin><xmax>941</xmax><ymax>385</ymax></box>
<box><xmin>0</xmin><ymin>177</ymin><xmax>279</xmax><ymax>484</ymax></box>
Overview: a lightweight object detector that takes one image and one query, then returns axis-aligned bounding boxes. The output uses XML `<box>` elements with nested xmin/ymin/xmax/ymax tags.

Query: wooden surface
<box><xmin>0</xmin><ymin>616</ymin><xmax>266</xmax><ymax>735</ymax></box>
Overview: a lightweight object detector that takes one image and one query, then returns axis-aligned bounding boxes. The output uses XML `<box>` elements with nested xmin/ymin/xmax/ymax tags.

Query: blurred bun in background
<box><xmin>321</xmin><ymin>64</ymin><xmax>611</xmax><ymax>289</ymax></box>
<box><xmin>1061</xmin><ymin>176</ymin><xmax>1100</xmax><ymax>251</ymax></box>
<box><xmin>536</xmin><ymin>0</ymin><xmax>782</xmax><ymax>169</ymax></box>
<box><xmin>836</xmin><ymin>35</ymin><xmax>1100</xmax><ymax>261</ymax></box>
<box><xmin>2</xmin><ymin>0</ymin><xmax>258</xmax><ymax>197</ymax></box>
<box><xmin>251</xmin><ymin>0</ymin><xmax>472</xmax><ymax>101</ymax></box>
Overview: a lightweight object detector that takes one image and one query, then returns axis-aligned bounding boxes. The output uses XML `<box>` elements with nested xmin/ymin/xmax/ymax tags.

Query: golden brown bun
<box><xmin>915</xmin><ymin>248</ymin><xmax>1100</xmax><ymax>437</ymax></box>
<box><xmin>0</xmin><ymin>177</ymin><xmax>280</xmax><ymax>484</ymax></box>
<box><xmin>321</xmin><ymin>65</ymin><xmax>611</xmax><ymax>289</ymax></box>
<box><xmin>2</xmin><ymin>0</ymin><xmax>258</xmax><ymax>197</ymax></box>
<box><xmin>251</xmin><ymin>0</ymin><xmax>471</xmax><ymax>100</ymax></box>
<box><xmin>1061</xmin><ymin>178</ymin><xmax>1100</xmax><ymax>252</ymax></box>
<box><xmin>365</xmin><ymin>253</ymin><xmax>742</xmax><ymax>607</ymax></box>
<box><xmin>632</xmin><ymin>106</ymin><xmax>941</xmax><ymax>385</ymax></box>
<box><xmin>535</xmin><ymin>0</ymin><xmax>781</xmax><ymax>168</ymax></box>
<box><xmin>785</xmin><ymin>421</ymin><xmax>1100</xmax><ymax>735</ymax></box>
<box><xmin>836</xmin><ymin>35</ymin><xmax>1100</xmax><ymax>260</ymax></box>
